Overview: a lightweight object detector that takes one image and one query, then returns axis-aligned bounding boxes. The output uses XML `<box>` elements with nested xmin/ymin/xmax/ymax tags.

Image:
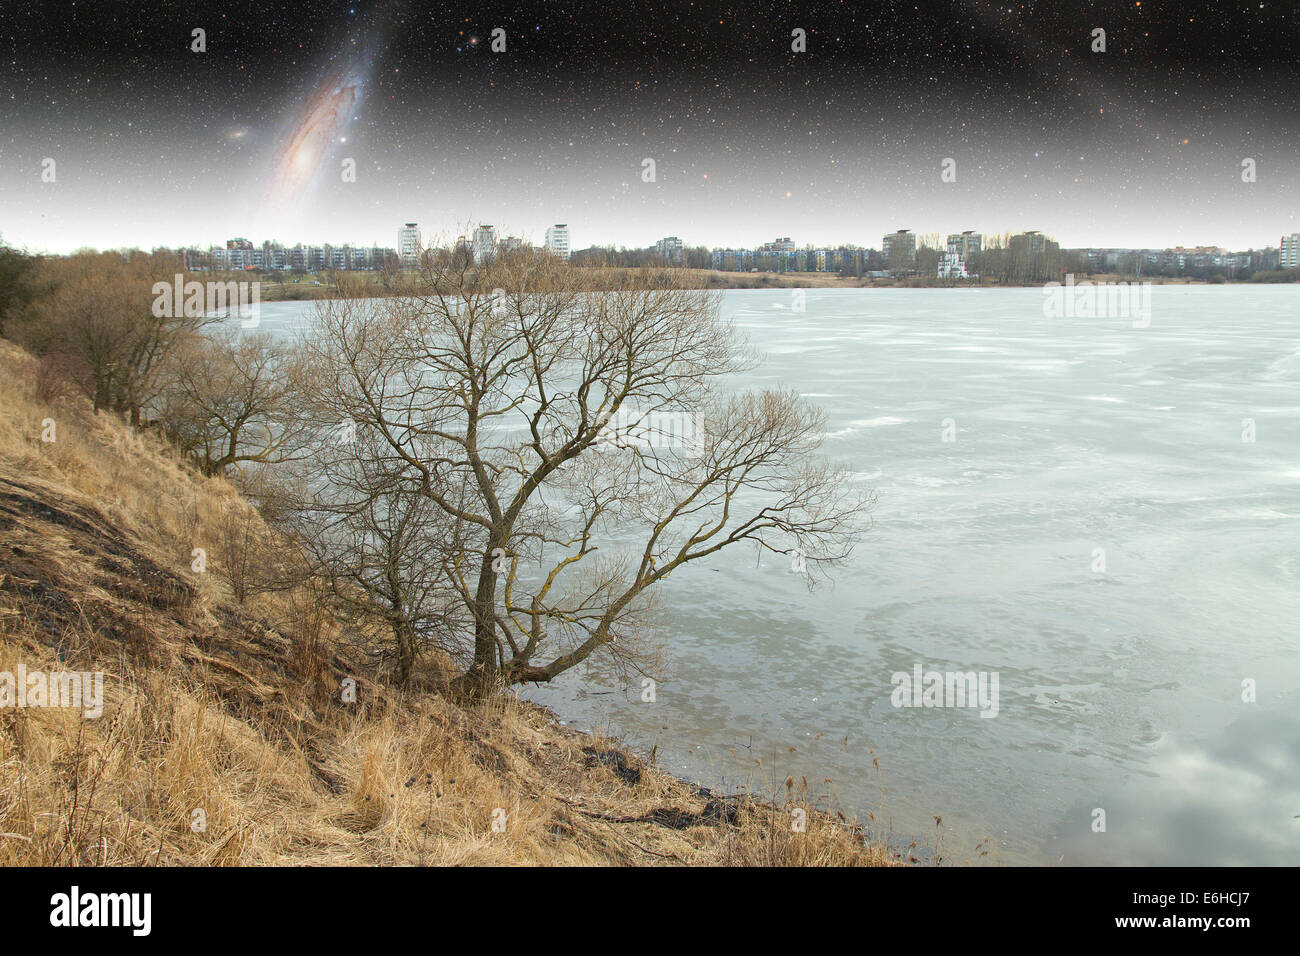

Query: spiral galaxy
<box><xmin>264</xmin><ymin>50</ymin><xmax>371</xmax><ymax>214</ymax></box>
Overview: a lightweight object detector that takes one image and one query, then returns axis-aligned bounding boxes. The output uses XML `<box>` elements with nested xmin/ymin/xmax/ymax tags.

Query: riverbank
<box><xmin>0</xmin><ymin>338</ymin><xmax>896</xmax><ymax>866</ymax></box>
<box><xmin>241</xmin><ymin>267</ymin><xmax>1295</xmax><ymax>300</ymax></box>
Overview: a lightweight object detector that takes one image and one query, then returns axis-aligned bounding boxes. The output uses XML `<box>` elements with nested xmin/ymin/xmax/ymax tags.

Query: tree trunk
<box><xmin>394</xmin><ymin>621</ymin><xmax>416</xmax><ymax>687</ymax></box>
<box><xmin>453</xmin><ymin>551</ymin><xmax>502</xmax><ymax>700</ymax></box>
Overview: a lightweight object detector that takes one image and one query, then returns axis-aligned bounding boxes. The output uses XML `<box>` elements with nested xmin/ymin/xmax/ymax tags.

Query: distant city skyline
<box><xmin>6</xmin><ymin>174</ymin><xmax>1296</xmax><ymax>258</ymax></box>
<box><xmin>13</xmin><ymin>219</ymin><xmax>1293</xmax><ymax>258</ymax></box>
<box><xmin>2</xmin><ymin>2</ymin><xmax>1297</xmax><ymax>255</ymax></box>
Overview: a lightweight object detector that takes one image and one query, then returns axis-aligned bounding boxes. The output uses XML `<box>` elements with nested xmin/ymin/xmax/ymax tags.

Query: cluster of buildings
<box><xmin>1079</xmin><ymin>244</ymin><xmax>1282</xmax><ymax>276</ymax></box>
<box><xmin>713</xmin><ymin>227</ymin><xmax>1288</xmax><ymax>281</ymax></box>
<box><xmin>878</xmin><ymin>229</ymin><xmax>1057</xmax><ymax>278</ymax></box>
<box><xmin>710</xmin><ymin>230</ymin><xmax>995</xmax><ymax>277</ymax></box>
<box><xmin>178</xmin><ymin>224</ymin><xmax>1300</xmax><ymax>279</ymax></box>
<box><xmin>711</xmin><ymin>242</ymin><xmax>868</xmax><ymax>274</ymax></box>
<box><xmin>401</xmin><ymin>222</ymin><xmax>533</xmax><ymax>265</ymax></box>
<box><xmin>181</xmin><ymin>223</ymin><xmax>575</xmax><ymax>272</ymax></box>
<box><xmin>405</xmin><ymin>222</ymin><xmax>571</xmax><ymax>264</ymax></box>
<box><xmin>183</xmin><ymin>237</ymin><xmax>399</xmax><ymax>272</ymax></box>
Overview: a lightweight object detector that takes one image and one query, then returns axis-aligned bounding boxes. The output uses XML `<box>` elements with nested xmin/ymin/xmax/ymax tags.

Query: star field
<box><xmin>1</xmin><ymin>1</ymin><xmax>1296</xmax><ymax>252</ymax></box>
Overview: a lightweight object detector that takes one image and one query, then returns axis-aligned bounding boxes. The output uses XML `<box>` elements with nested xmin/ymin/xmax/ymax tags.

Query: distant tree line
<box><xmin>0</xmin><ymin>240</ymin><xmax>312</xmax><ymax>467</ymax></box>
<box><xmin>569</xmin><ymin>244</ymin><xmax>713</xmax><ymax>269</ymax></box>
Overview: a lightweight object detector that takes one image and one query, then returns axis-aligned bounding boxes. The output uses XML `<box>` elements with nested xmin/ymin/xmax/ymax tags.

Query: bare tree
<box><xmin>154</xmin><ymin>328</ymin><xmax>313</xmax><ymax>477</ymax></box>
<box><xmin>297</xmin><ymin>251</ymin><xmax>870</xmax><ymax>700</ymax></box>
<box><xmin>13</xmin><ymin>251</ymin><xmax>208</xmax><ymax>424</ymax></box>
<box><xmin>284</xmin><ymin>427</ymin><xmax>471</xmax><ymax>686</ymax></box>
<box><xmin>0</xmin><ymin>237</ymin><xmax>33</xmax><ymax>339</ymax></box>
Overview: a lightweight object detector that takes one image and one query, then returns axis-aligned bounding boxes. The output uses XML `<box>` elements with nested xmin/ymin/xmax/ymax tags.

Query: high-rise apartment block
<box><xmin>655</xmin><ymin>236</ymin><xmax>684</xmax><ymax>262</ymax></box>
<box><xmin>1281</xmin><ymin>233</ymin><xmax>1300</xmax><ymax>269</ymax></box>
<box><xmin>398</xmin><ymin>223</ymin><xmax>421</xmax><ymax>264</ymax></box>
<box><xmin>545</xmin><ymin>224</ymin><xmax>571</xmax><ymax>259</ymax></box>
<box><xmin>472</xmin><ymin>224</ymin><xmax>498</xmax><ymax>264</ymax></box>
<box><xmin>882</xmin><ymin>229</ymin><xmax>916</xmax><ymax>272</ymax></box>
<box><xmin>946</xmin><ymin>231</ymin><xmax>982</xmax><ymax>269</ymax></box>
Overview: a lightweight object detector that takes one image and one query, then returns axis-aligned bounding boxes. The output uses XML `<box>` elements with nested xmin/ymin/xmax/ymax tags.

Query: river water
<box><xmin>256</xmin><ymin>286</ymin><xmax>1300</xmax><ymax>865</ymax></box>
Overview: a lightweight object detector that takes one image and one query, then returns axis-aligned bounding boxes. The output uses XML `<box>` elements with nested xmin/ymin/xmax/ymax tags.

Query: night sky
<box><xmin>1</xmin><ymin>1</ymin><xmax>1297</xmax><ymax>253</ymax></box>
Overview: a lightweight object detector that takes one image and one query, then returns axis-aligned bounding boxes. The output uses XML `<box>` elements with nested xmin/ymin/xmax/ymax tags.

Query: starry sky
<box><xmin>1</xmin><ymin>1</ymin><xmax>1297</xmax><ymax>254</ymax></box>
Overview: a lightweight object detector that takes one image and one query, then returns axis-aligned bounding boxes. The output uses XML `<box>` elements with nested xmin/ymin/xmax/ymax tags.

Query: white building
<box><xmin>472</xmin><ymin>224</ymin><xmax>498</xmax><ymax>264</ymax></box>
<box><xmin>397</xmin><ymin>223</ymin><xmax>421</xmax><ymax>264</ymax></box>
<box><xmin>946</xmin><ymin>231</ymin><xmax>982</xmax><ymax>266</ymax></box>
<box><xmin>937</xmin><ymin>251</ymin><xmax>969</xmax><ymax>279</ymax></box>
<box><xmin>545</xmin><ymin>224</ymin><xmax>571</xmax><ymax>260</ymax></box>
<box><xmin>1281</xmin><ymin>233</ymin><xmax>1300</xmax><ymax>270</ymax></box>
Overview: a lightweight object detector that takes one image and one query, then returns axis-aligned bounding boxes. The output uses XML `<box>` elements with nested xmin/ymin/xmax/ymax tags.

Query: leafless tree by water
<box><xmin>291</xmin><ymin>250</ymin><xmax>872</xmax><ymax>699</ymax></box>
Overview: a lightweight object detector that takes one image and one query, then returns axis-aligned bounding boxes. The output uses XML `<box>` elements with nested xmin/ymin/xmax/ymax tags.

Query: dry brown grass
<box><xmin>0</xmin><ymin>338</ymin><xmax>894</xmax><ymax>866</ymax></box>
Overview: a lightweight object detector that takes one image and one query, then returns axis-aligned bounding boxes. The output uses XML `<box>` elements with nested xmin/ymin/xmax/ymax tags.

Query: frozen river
<box><xmin>257</xmin><ymin>285</ymin><xmax>1300</xmax><ymax>864</ymax></box>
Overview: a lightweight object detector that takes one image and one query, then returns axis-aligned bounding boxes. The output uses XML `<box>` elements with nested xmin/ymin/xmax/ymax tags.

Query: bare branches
<box><xmin>299</xmin><ymin>253</ymin><xmax>871</xmax><ymax>699</ymax></box>
<box><xmin>11</xmin><ymin>250</ymin><xmax>207</xmax><ymax>425</ymax></box>
<box><xmin>155</xmin><ymin>329</ymin><xmax>315</xmax><ymax>478</ymax></box>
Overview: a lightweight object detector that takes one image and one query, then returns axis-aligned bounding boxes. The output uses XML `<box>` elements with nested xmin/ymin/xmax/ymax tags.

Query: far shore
<box><xmin>226</xmin><ymin>267</ymin><xmax>1300</xmax><ymax>301</ymax></box>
